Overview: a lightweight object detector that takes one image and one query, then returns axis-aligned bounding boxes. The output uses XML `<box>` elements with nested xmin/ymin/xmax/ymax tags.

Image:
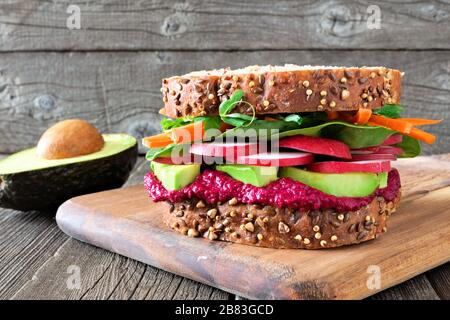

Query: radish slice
<box><xmin>351</xmin><ymin>153</ymin><xmax>397</xmax><ymax>161</ymax></box>
<box><xmin>190</xmin><ymin>142</ymin><xmax>259</xmax><ymax>159</ymax></box>
<box><xmin>307</xmin><ymin>160</ymin><xmax>391</xmax><ymax>173</ymax></box>
<box><xmin>350</xmin><ymin>146</ymin><xmax>380</xmax><ymax>155</ymax></box>
<box><xmin>229</xmin><ymin>152</ymin><xmax>314</xmax><ymax>167</ymax></box>
<box><xmin>153</xmin><ymin>155</ymin><xmax>203</xmax><ymax>165</ymax></box>
<box><xmin>279</xmin><ymin>135</ymin><xmax>352</xmax><ymax>159</ymax></box>
<box><xmin>375</xmin><ymin>146</ymin><xmax>403</xmax><ymax>155</ymax></box>
<box><xmin>383</xmin><ymin>134</ymin><xmax>403</xmax><ymax>145</ymax></box>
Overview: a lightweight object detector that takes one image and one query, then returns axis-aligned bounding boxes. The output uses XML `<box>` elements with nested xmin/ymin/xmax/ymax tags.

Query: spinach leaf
<box><xmin>395</xmin><ymin>135</ymin><xmax>421</xmax><ymax>158</ymax></box>
<box><xmin>219</xmin><ymin>90</ymin><xmax>244</xmax><ymax>116</ymax></box>
<box><xmin>161</xmin><ymin>115</ymin><xmax>221</xmax><ymax>132</ymax></box>
<box><xmin>194</xmin><ymin>116</ymin><xmax>222</xmax><ymax>130</ymax></box>
<box><xmin>277</xmin><ymin>121</ymin><xmax>394</xmax><ymax>149</ymax></box>
<box><xmin>221</xmin><ymin>113</ymin><xmax>254</xmax><ymax>127</ymax></box>
<box><xmin>373</xmin><ymin>104</ymin><xmax>404</xmax><ymax>118</ymax></box>
<box><xmin>160</xmin><ymin>116</ymin><xmax>194</xmax><ymax>131</ymax></box>
<box><xmin>283</xmin><ymin>114</ymin><xmax>302</xmax><ymax>125</ymax></box>
<box><xmin>220</xmin><ymin>118</ymin><xmax>301</xmax><ymax>138</ymax></box>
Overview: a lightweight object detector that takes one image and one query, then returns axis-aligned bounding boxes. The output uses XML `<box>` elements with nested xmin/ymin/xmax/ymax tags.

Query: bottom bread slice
<box><xmin>162</xmin><ymin>191</ymin><xmax>401</xmax><ymax>249</ymax></box>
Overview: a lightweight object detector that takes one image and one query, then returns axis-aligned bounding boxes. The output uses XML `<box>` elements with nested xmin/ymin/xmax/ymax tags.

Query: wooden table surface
<box><xmin>1</xmin><ymin>155</ymin><xmax>449</xmax><ymax>300</ymax></box>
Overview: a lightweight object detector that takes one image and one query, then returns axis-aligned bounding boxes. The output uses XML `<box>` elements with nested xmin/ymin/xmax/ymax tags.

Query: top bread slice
<box><xmin>160</xmin><ymin>65</ymin><xmax>402</xmax><ymax>118</ymax></box>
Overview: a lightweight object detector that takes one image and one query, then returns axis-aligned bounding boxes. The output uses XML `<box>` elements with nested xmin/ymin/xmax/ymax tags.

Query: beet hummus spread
<box><xmin>144</xmin><ymin>169</ymin><xmax>401</xmax><ymax>212</ymax></box>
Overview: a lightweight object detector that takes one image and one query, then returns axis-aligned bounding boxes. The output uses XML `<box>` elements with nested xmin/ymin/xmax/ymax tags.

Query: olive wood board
<box><xmin>56</xmin><ymin>154</ymin><xmax>450</xmax><ymax>299</ymax></box>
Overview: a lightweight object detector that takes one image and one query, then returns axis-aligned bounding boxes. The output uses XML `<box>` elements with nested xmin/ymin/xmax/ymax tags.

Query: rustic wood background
<box><xmin>0</xmin><ymin>0</ymin><xmax>449</xmax><ymax>300</ymax></box>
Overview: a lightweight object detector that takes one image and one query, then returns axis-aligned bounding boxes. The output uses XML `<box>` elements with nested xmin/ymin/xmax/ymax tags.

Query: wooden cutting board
<box><xmin>56</xmin><ymin>154</ymin><xmax>450</xmax><ymax>300</ymax></box>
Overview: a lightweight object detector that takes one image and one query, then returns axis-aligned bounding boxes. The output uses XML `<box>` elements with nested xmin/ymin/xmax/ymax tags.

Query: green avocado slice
<box><xmin>151</xmin><ymin>162</ymin><xmax>200</xmax><ymax>191</ymax></box>
<box><xmin>0</xmin><ymin>134</ymin><xmax>136</xmax><ymax>174</ymax></box>
<box><xmin>0</xmin><ymin>134</ymin><xmax>138</xmax><ymax>212</ymax></box>
<box><xmin>280</xmin><ymin>167</ymin><xmax>380</xmax><ymax>197</ymax></box>
<box><xmin>378</xmin><ymin>172</ymin><xmax>388</xmax><ymax>189</ymax></box>
<box><xmin>216</xmin><ymin>164</ymin><xmax>278</xmax><ymax>187</ymax></box>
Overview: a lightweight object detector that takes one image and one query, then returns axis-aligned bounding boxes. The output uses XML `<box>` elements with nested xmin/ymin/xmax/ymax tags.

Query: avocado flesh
<box><xmin>0</xmin><ymin>134</ymin><xmax>138</xmax><ymax>212</ymax></box>
<box><xmin>378</xmin><ymin>172</ymin><xmax>388</xmax><ymax>189</ymax></box>
<box><xmin>0</xmin><ymin>134</ymin><xmax>136</xmax><ymax>174</ymax></box>
<box><xmin>280</xmin><ymin>167</ymin><xmax>380</xmax><ymax>197</ymax></box>
<box><xmin>151</xmin><ymin>162</ymin><xmax>200</xmax><ymax>191</ymax></box>
<box><xmin>216</xmin><ymin>164</ymin><xmax>278</xmax><ymax>187</ymax></box>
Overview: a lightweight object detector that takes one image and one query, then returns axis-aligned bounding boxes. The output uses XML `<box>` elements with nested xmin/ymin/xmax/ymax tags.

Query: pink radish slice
<box><xmin>189</xmin><ymin>142</ymin><xmax>259</xmax><ymax>159</ymax></box>
<box><xmin>229</xmin><ymin>152</ymin><xmax>314</xmax><ymax>167</ymax></box>
<box><xmin>375</xmin><ymin>146</ymin><xmax>403</xmax><ymax>155</ymax></box>
<box><xmin>307</xmin><ymin>160</ymin><xmax>391</xmax><ymax>173</ymax></box>
<box><xmin>351</xmin><ymin>153</ymin><xmax>397</xmax><ymax>161</ymax></box>
<box><xmin>153</xmin><ymin>155</ymin><xmax>201</xmax><ymax>165</ymax></box>
<box><xmin>383</xmin><ymin>134</ymin><xmax>403</xmax><ymax>145</ymax></box>
<box><xmin>350</xmin><ymin>146</ymin><xmax>380</xmax><ymax>155</ymax></box>
<box><xmin>279</xmin><ymin>135</ymin><xmax>352</xmax><ymax>159</ymax></box>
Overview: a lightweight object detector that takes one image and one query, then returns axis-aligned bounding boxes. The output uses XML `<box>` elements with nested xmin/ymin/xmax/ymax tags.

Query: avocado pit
<box><xmin>37</xmin><ymin>119</ymin><xmax>104</xmax><ymax>160</ymax></box>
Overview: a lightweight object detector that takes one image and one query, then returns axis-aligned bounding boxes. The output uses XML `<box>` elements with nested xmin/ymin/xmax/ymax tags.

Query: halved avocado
<box><xmin>0</xmin><ymin>134</ymin><xmax>138</xmax><ymax>212</ymax></box>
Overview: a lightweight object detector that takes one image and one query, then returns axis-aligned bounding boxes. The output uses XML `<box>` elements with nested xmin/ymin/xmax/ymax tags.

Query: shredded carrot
<box><xmin>171</xmin><ymin>121</ymin><xmax>205</xmax><ymax>144</ymax></box>
<box><xmin>326</xmin><ymin>111</ymin><xmax>339</xmax><ymax>120</ymax></box>
<box><xmin>407</xmin><ymin>127</ymin><xmax>436</xmax><ymax>144</ymax></box>
<box><xmin>142</xmin><ymin>133</ymin><xmax>173</xmax><ymax>148</ymax></box>
<box><xmin>367</xmin><ymin>118</ymin><xmax>436</xmax><ymax>144</ymax></box>
<box><xmin>351</xmin><ymin>109</ymin><xmax>372</xmax><ymax>125</ymax></box>
<box><xmin>399</xmin><ymin>118</ymin><xmax>442</xmax><ymax>126</ymax></box>
<box><xmin>369</xmin><ymin>114</ymin><xmax>413</xmax><ymax>134</ymax></box>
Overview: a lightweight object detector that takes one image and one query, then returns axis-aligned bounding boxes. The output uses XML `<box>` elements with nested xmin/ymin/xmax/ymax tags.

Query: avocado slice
<box><xmin>0</xmin><ymin>134</ymin><xmax>138</xmax><ymax>212</ymax></box>
<box><xmin>378</xmin><ymin>172</ymin><xmax>388</xmax><ymax>189</ymax></box>
<box><xmin>216</xmin><ymin>164</ymin><xmax>278</xmax><ymax>187</ymax></box>
<box><xmin>151</xmin><ymin>161</ymin><xmax>200</xmax><ymax>190</ymax></box>
<box><xmin>280</xmin><ymin>167</ymin><xmax>380</xmax><ymax>197</ymax></box>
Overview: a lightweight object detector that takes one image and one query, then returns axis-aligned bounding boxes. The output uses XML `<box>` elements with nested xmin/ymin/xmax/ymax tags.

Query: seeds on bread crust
<box><xmin>161</xmin><ymin>65</ymin><xmax>402</xmax><ymax>118</ymax></box>
<box><xmin>162</xmin><ymin>191</ymin><xmax>401</xmax><ymax>249</ymax></box>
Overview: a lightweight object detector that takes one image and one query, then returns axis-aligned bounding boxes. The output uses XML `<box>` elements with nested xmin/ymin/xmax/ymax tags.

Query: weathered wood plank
<box><xmin>1</xmin><ymin>0</ymin><xmax>450</xmax><ymax>51</ymax></box>
<box><xmin>11</xmin><ymin>237</ymin><xmax>226</xmax><ymax>300</ymax></box>
<box><xmin>370</xmin><ymin>275</ymin><xmax>440</xmax><ymax>300</ymax></box>
<box><xmin>0</xmin><ymin>208</ymin><xmax>68</xmax><ymax>299</ymax></box>
<box><xmin>9</xmin><ymin>157</ymin><xmax>230</xmax><ymax>300</ymax></box>
<box><xmin>0</xmin><ymin>50</ymin><xmax>448</xmax><ymax>155</ymax></box>
<box><xmin>426</xmin><ymin>263</ymin><xmax>450</xmax><ymax>300</ymax></box>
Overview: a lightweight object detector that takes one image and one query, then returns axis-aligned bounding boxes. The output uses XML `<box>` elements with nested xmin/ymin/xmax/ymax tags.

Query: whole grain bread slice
<box><xmin>160</xmin><ymin>65</ymin><xmax>402</xmax><ymax>118</ymax></box>
<box><xmin>163</xmin><ymin>190</ymin><xmax>400</xmax><ymax>249</ymax></box>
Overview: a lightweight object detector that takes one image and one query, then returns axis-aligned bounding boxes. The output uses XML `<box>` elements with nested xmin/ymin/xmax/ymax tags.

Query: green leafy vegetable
<box><xmin>219</xmin><ymin>90</ymin><xmax>244</xmax><ymax>116</ymax></box>
<box><xmin>194</xmin><ymin>116</ymin><xmax>221</xmax><ymax>130</ymax></box>
<box><xmin>278</xmin><ymin>121</ymin><xmax>394</xmax><ymax>149</ymax></box>
<box><xmin>283</xmin><ymin>114</ymin><xmax>302</xmax><ymax>125</ymax></box>
<box><xmin>373</xmin><ymin>105</ymin><xmax>404</xmax><ymax>119</ymax></box>
<box><xmin>217</xmin><ymin>90</ymin><xmax>308</xmax><ymax>137</ymax></box>
<box><xmin>160</xmin><ymin>117</ymin><xmax>194</xmax><ymax>131</ymax></box>
<box><xmin>395</xmin><ymin>135</ymin><xmax>421</xmax><ymax>158</ymax></box>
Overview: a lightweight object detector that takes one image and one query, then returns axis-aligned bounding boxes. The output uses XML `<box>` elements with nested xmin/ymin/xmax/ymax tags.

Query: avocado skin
<box><xmin>0</xmin><ymin>143</ymin><xmax>138</xmax><ymax>212</ymax></box>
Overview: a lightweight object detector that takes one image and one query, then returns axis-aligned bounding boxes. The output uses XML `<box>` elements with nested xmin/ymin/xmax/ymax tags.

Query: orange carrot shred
<box><xmin>369</xmin><ymin>114</ymin><xmax>413</xmax><ymax>134</ymax></box>
<box><xmin>171</xmin><ymin>121</ymin><xmax>205</xmax><ymax>144</ymax></box>
<box><xmin>352</xmin><ymin>109</ymin><xmax>372</xmax><ymax>125</ymax></box>
<box><xmin>399</xmin><ymin>118</ymin><xmax>442</xmax><ymax>126</ymax></box>
<box><xmin>407</xmin><ymin>127</ymin><xmax>436</xmax><ymax>144</ymax></box>
<box><xmin>142</xmin><ymin>133</ymin><xmax>173</xmax><ymax>148</ymax></box>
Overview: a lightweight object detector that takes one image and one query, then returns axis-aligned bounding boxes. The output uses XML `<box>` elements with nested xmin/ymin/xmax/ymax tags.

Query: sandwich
<box><xmin>142</xmin><ymin>65</ymin><xmax>440</xmax><ymax>249</ymax></box>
